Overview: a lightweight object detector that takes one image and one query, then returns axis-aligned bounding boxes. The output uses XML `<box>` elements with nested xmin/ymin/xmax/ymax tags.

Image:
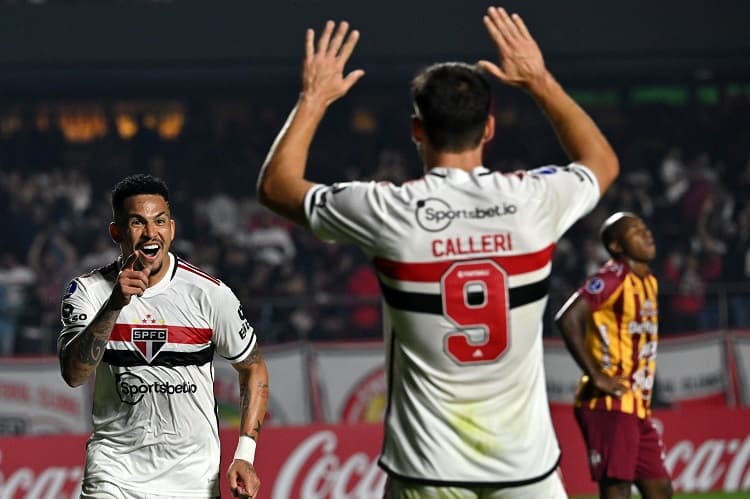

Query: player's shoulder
<box><xmin>582</xmin><ymin>260</ymin><xmax>628</xmax><ymax>296</ymax></box>
<box><xmin>68</xmin><ymin>260</ymin><xmax>119</xmax><ymax>290</ymax></box>
<box><xmin>174</xmin><ymin>256</ymin><xmax>224</xmax><ymax>290</ymax></box>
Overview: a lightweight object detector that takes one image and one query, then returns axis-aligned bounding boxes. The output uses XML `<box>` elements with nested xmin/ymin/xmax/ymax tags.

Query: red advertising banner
<box><xmin>2</xmin><ymin>406</ymin><xmax>749</xmax><ymax>498</ymax></box>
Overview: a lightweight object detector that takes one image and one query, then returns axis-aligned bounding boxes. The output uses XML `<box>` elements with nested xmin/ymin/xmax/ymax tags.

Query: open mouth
<box><xmin>140</xmin><ymin>243</ymin><xmax>161</xmax><ymax>259</ymax></box>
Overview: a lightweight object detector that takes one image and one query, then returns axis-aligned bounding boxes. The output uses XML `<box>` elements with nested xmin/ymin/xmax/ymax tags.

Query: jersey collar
<box><xmin>142</xmin><ymin>252</ymin><xmax>175</xmax><ymax>297</ymax></box>
<box><xmin>429</xmin><ymin>166</ymin><xmax>489</xmax><ymax>179</ymax></box>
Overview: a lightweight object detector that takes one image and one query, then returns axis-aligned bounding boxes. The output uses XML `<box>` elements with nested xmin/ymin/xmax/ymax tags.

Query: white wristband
<box><xmin>233</xmin><ymin>435</ymin><xmax>257</xmax><ymax>464</ymax></box>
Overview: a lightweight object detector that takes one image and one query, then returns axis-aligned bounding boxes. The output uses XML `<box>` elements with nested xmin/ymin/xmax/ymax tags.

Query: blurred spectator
<box><xmin>0</xmin><ymin>252</ymin><xmax>35</xmax><ymax>355</ymax></box>
<box><xmin>662</xmin><ymin>249</ymin><xmax>723</xmax><ymax>333</ymax></box>
<box><xmin>0</xmin><ymin>84</ymin><xmax>749</xmax><ymax>353</ymax></box>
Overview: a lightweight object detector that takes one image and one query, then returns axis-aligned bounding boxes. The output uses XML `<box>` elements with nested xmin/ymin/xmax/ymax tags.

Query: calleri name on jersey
<box><xmin>304</xmin><ymin>164</ymin><xmax>600</xmax><ymax>485</ymax></box>
<box><xmin>59</xmin><ymin>253</ymin><xmax>255</xmax><ymax>497</ymax></box>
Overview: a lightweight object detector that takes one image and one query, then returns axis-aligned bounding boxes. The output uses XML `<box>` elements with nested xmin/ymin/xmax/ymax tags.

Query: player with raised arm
<box><xmin>58</xmin><ymin>174</ymin><xmax>268</xmax><ymax>499</ymax></box>
<box><xmin>257</xmin><ymin>6</ymin><xmax>618</xmax><ymax>498</ymax></box>
<box><xmin>555</xmin><ymin>212</ymin><xmax>673</xmax><ymax>499</ymax></box>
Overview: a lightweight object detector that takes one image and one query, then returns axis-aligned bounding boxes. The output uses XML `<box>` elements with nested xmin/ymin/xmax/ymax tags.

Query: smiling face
<box><xmin>109</xmin><ymin>194</ymin><xmax>175</xmax><ymax>285</ymax></box>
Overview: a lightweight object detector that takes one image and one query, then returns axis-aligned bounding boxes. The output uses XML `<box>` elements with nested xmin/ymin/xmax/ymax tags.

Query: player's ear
<box><xmin>608</xmin><ymin>240</ymin><xmax>622</xmax><ymax>255</ymax></box>
<box><xmin>482</xmin><ymin>115</ymin><xmax>495</xmax><ymax>143</ymax></box>
<box><xmin>109</xmin><ymin>222</ymin><xmax>121</xmax><ymax>243</ymax></box>
<box><xmin>411</xmin><ymin>115</ymin><xmax>424</xmax><ymax>144</ymax></box>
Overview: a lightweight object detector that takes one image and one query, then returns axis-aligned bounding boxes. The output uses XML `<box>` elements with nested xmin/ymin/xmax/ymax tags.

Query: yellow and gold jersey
<box><xmin>575</xmin><ymin>260</ymin><xmax>658</xmax><ymax>418</ymax></box>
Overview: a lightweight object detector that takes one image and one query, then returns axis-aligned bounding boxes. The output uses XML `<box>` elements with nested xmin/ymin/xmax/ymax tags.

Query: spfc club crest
<box><xmin>132</xmin><ymin>327</ymin><xmax>168</xmax><ymax>362</ymax></box>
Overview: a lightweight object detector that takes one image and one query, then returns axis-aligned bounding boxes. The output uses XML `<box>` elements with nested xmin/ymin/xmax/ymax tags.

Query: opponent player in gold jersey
<box><xmin>556</xmin><ymin>212</ymin><xmax>673</xmax><ymax>499</ymax></box>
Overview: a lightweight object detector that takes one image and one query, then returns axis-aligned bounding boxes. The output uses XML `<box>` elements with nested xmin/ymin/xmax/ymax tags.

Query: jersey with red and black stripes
<box><xmin>59</xmin><ymin>252</ymin><xmax>255</xmax><ymax>497</ymax></box>
<box><xmin>304</xmin><ymin>164</ymin><xmax>601</xmax><ymax>485</ymax></box>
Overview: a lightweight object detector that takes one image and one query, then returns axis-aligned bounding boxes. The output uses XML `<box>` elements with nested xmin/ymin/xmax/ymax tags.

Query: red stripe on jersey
<box><xmin>630</xmin><ymin>278</ymin><xmax>642</xmax><ymax>376</ymax></box>
<box><xmin>110</xmin><ymin>324</ymin><xmax>213</xmax><ymax>344</ymax></box>
<box><xmin>373</xmin><ymin>244</ymin><xmax>555</xmax><ymax>281</ymax></box>
<box><xmin>177</xmin><ymin>262</ymin><xmax>220</xmax><ymax>286</ymax></box>
<box><xmin>613</xmin><ymin>290</ymin><xmax>625</xmax><ymax>378</ymax></box>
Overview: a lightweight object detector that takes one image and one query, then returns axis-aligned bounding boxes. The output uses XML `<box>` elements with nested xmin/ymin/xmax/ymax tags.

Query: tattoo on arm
<box><xmin>235</xmin><ymin>344</ymin><xmax>269</xmax><ymax>441</ymax></box>
<box><xmin>61</xmin><ymin>306</ymin><xmax>120</xmax><ymax>385</ymax></box>
<box><xmin>75</xmin><ymin>329</ymin><xmax>109</xmax><ymax>366</ymax></box>
<box><xmin>241</xmin><ymin>420</ymin><xmax>262</xmax><ymax>441</ymax></box>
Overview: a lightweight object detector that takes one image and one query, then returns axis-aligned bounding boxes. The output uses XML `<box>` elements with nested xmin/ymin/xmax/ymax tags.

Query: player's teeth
<box><xmin>144</xmin><ymin>244</ymin><xmax>159</xmax><ymax>249</ymax></box>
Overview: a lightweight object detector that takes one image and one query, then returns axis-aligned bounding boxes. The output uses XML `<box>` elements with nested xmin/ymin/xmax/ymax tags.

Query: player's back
<box><xmin>306</xmin><ymin>164</ymin><xmax>601</xmax><ymax>484</ymax></box>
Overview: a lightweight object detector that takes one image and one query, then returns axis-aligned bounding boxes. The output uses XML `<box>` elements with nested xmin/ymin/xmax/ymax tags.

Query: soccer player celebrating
<box><xmin>258</xmin><ymin>6</ymin><xmax>618</xmax><ymax>498</ymax></box>
<box><xmin>555</xmin><ymin>212</ymin><xmax>673</xmax><ymax>499</ymax></box>
<box><xmin>58</xmin><ymin>174</ymin><xmax>268</xmax><ymax>499</ymax></box>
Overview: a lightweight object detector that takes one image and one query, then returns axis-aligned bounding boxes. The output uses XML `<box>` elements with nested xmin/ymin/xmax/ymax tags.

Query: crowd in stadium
<box><xmin>1</xmin><ymin>84</ymin><xmax>749</xmax><ymax>356</ymax></box>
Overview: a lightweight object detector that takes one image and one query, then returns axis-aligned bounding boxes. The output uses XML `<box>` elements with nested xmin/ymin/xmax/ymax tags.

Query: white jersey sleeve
<box><xmin>527</xmin><ymin>162</ymin><xmax>600</xmax><ymax>237</ymax></box>
<box><xmin>207</xmin><ymin>282</ymin><xmax>256</xmax><ymax>364</ymax></box>
<box><xmin>60</xmin><ymin>265</ymin><xmax>117</xmax><ymax>341</ymax></box>
<box><xmin>304</xmin><ymin>181</ymin><xmax>386</xmax><ymax>254</ymax></box>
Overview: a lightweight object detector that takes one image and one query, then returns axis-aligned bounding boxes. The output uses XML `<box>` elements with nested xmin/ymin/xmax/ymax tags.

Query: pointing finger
<box><xmin>122</xmin><ymin>251</ymin><xmax>140</xmax><ymax>270</ymax></box>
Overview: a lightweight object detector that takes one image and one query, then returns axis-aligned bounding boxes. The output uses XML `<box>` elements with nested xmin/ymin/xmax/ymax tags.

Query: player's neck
<box><xmin>622</xmin><ymin>257</ymin><xmax>650</xmax><ymax>278</ymax></box>
<box><xmin>422</xmin><ymin>148</ymin><xmax>484</xmax><ymax>173</ymax></box>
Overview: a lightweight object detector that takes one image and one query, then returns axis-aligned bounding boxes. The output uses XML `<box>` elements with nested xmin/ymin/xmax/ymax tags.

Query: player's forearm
<box><xmin>558</xmin><ymin>321</ymin><xmax>601</xmax><ymax>378</ymax></box>
<box><xmin>237</xmin><ymin>347</ymin><xmax>269</xmax><ymax>443</ymax></box>
<box><xmin>555</xmin><ymin>294</ymin><xmax>602</xmax><ymax>377</ymax></box>
<box><xmin>59</xmin><ymin>303</ymin><xmax>120</xmax><ymax>387</ymax></box>
<box><xmin>527</xmin><ymin>72</ymin><xmax>619</xmax><ymax>193</ymax></box>
<box><xmin>257</xmin><ymin>94</ymin><xmax>326</xmax><ymax>225</ymax></box>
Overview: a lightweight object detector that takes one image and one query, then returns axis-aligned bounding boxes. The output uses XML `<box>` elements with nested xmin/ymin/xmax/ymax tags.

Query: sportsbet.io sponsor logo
<box><xmin>117</xmin><ymin>372</ymin><xmax>198</xmax><ymax>405</ymax></box>
<box><xmin>415</xmin><ymin>198</ymin><xmax>517</xmax><ymax>232</ymax></box>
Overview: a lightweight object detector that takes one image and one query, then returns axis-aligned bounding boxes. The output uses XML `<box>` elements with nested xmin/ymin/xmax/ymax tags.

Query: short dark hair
<box><xmin>111</xmin><ymin>173</ymin><xmax>170</xmax><ymax>223</ymax></box>
<box><xmin>600</xmin><ymin>211</ymin><xmax>638</xmax><ymax>256</ymax></box>
<box><xmin>411</xmin><ymin>62</ymin><xmax>492</xmax><ymax>152</ymax></box>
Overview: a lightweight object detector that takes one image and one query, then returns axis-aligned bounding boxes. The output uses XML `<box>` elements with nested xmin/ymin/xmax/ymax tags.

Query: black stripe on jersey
<box><xmin>378</xmin><ymin>453</ymin><xmax>560</xmax><ymax>488</ymax></box>
<box><xmin>170</xmin><ymin>258</ymin><xmax>179</xmax><ymax>280</ymax></box>
<box><xmin>102</xmin><ymin>346</ymin><xmax>214</xmax><ymax>367</ymax></box>
<box><xmin>306</xmin><ymin>185</ymin><xmax>326</xmax><ymax>215</ymax></box>
<box><xmin>378</xmin><ymin>276</ymin><xmax>550</xmax><ymax>315</ymax></box>
<box><xmin>575</xmin><ymin>165</ymin><xmax>595</xmax><ymax>184</ymax></box>
<box><xmin>223</xmin><ymin>335</ymin><xmax>255</xmax><ymax>362</ymax></box>
<box><xmin>428</xmin><ymin>171</ymin><xmax>446</xmax><ymax>178</ymax></box>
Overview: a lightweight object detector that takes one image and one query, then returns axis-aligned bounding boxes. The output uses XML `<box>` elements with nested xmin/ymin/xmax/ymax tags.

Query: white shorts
<box><xmin>384</xmin><ymin>469</ymin><xmax>568</xmax><ymax>499</ymax></box>
<box><xmin>81</xmin><ymin>478</ymin><xmax>219</xmax><ymax>499</ymax></box>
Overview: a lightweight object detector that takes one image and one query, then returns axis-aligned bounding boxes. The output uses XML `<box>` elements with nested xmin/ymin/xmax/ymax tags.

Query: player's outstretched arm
<box><xmin>58</xmin><ymin>252</ymin><xmax>150</xmax><ymax>387</ymax></box>
<box><xmin>227</xmin><ymin>344</ymin><xmax>269</xmax><ymax>499</ymax></box>
<box><xmin>555</xmin><ymin>293</ymin><xmax>628</xmax><ymax>398</ymax></box>
<box><xmin>479</xmin><ymin>6</ymin><xmax>619</xmax><ymax>195</ymax></box>
<box><xmin>257</xmin><ymin>20</ymin><xmax>365</xmax><ymax>226</ymax></box>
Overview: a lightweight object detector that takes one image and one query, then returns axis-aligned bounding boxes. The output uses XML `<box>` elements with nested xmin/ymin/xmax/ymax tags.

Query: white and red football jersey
<box><xmin>59</xmin><ymin>253</ymin><xmax>255</xmax><ymax>498</ymax></box>
<box><xmin>305</xmin><ymin>164</ymin><xmax>600</xmax><ymax>485</ymax></box>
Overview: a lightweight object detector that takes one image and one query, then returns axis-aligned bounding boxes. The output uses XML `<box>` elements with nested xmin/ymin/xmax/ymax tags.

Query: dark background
<box><xmin>0</xmin><ymin>0</ymin><xmax>748</xmax><ymax>93</ymax></box>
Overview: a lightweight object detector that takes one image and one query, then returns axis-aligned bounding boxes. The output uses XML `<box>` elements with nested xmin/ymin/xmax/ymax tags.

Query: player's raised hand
<box><xmin>479</xmin><ymin>7</ymin><xmax>547</xmax><ymax>89</ymax></box>
<box><xmin>227</xmin><ymin>459</ymin><xmax>260</xmax><ymax>499</ymax></box>
<box><xmin>302</xmin><ymin>20</ymin><xmax>365</xmax><ymax>107</ymax></box>
<box><xmin>109</xmin><ymin>251</ymin><xmax>151</xmax><ymax>309</ymax></box>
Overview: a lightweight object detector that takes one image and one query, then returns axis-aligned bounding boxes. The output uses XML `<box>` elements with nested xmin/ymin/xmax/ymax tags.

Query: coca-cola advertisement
<box><xmin>2</xmin><ymin>407</ymin><xmax>750</xmax><ymax>498</ymax></box>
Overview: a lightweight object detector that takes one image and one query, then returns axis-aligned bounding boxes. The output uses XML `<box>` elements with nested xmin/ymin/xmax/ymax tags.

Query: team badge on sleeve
<box><xmin>586</xmin><ymin>277</ymin><xmax>605</xmax><ymax>294</ymax></box>
<box><xmin>64</xmin><ymin>280</ymin><xmax>78</xmax><ymax>298</ymax></box>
